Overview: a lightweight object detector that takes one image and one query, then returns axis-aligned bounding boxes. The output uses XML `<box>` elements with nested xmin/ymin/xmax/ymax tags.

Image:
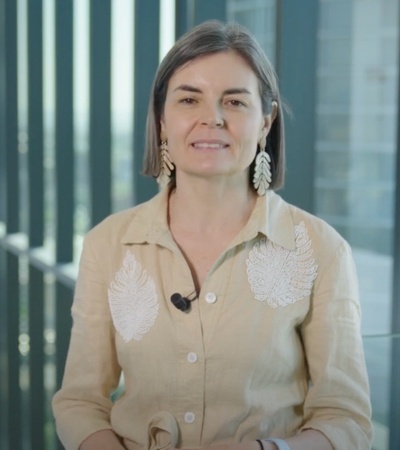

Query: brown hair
<box><xmin>143</xmin><ymin>20</ymin><xmax>285</xmax><ymax>190</ymax></box>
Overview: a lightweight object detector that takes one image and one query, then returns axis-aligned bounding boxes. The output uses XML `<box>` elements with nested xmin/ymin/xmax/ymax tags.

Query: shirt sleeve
<box><xmin>52</xmin><ymin>233</ymin><xmax>121</xmax><ymax>450</ymax></box>
<box><xmin>299</xmin><ymin>240</ymin><xmax>373</xmax><ymax>449</ymax></box>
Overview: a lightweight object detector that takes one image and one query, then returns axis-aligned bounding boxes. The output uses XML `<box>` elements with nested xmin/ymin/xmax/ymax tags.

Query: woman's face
<box><xmin>160</xmin><ymin>51</ymin><xmax>275</xmax><ymax>185</ymax></box>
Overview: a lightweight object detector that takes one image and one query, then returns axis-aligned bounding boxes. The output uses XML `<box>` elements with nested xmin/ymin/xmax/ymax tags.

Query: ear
<box><xmin>257</xmin><ymin>102</ymin><xmax>278</xmax><ymax>149</ymax></box>
<box><xmin>270</xmin><ymin>101</ymin><xmax>278</xmax><ymax>122</ymax></box>
<box><xmin>160</xmin><ymin>119</ymin><xmax>167</xmax><ymax>142</ymax></box>
<box><xmin>264</xmin><ymin>101</ymin><xmax>278</xmax><ymax>131</ymax></box>
<box><xmin>259</xmin><ymin>101</ymin><xmax>278</xmax><ymax>143</ymax></box>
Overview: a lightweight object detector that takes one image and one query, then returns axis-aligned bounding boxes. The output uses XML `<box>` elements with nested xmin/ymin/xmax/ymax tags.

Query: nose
<box><xmin>201</xmin><ymin>104</ymin><xmax>224</xmax><ymax>128</ymax></box>
<box><xmin>211</xmin><ymin>117</ymin><xmax>224</xmax><ymax>128</ymax></box>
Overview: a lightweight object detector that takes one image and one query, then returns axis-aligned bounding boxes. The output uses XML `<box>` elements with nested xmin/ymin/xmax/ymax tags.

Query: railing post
<box><xmin>89</xmin><ymin>0</ymin><xmax>112</xmax><ymax>225</ymax></box>
<box><xmin>132</xmin><ymin>0</ymin><xmax>160</xmax><ymax>205</ymax></box>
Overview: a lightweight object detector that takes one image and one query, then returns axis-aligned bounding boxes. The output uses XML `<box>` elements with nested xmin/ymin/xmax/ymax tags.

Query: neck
<box><xmin>168</xmin><ymin>176</ymin><xmax>257</xmax><ymax>234</ymax></box>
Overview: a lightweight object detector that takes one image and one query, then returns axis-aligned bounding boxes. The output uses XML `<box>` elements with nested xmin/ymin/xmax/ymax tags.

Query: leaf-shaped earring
<box><xmin>253</xmin><ymin>135</ymin><xmax>271</xmax><ymax>196</ymax></box>
<box><xmin>157</xmin><ymin>141</ymin><xmax>174</xmax><ymax>188</ymax></box>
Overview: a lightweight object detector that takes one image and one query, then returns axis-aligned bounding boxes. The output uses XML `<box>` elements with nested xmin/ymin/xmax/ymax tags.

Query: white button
<box><xmin>184</xmin><ymin>412</ymin><xmax>195</xmax><ymax>423</ymax></box>
<box><xmin>205</xmin><ymin>292</ymin><xmax>217</xmax><ymax>304</ymax></box>
<box><xmin>187</xmin><ymin>352</ymin><xmax>198</xmax><ymax>363</ymax></box>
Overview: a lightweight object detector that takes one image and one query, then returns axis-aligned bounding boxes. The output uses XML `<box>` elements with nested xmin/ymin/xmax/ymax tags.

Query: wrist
<box><xmin>256</xmin><ymin>440</ymin><xmax>275</xmax><ymax>450</ymax></box>
<box><xmin>258</xmin><ymin>439</ymin><xmax>291</xmax><ymax>450</ymax></box>
<box><xmin>265</xmin><ymin>444</ymin><xmax>278</xmax><ymax>450</ymax></box>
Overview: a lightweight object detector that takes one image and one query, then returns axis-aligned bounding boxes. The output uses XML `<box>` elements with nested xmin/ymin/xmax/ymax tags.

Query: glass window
<box><xmin>111</xmin><ymin>0</ymin><xmax>134</xmax><ymax>214</ymax></box>
<box><xmin>43</xmin><ymin>0</ymin><xmax>56</xmax><ymax>257</ymax></box>
<box><xmin>319</xmin><ymin>0</ymin><xmax>352</xmax><ymax>33</ymax></box>
<box><xmin>316</xmin><ymin>0</ymin><xmax>398</xmax><ymax>335</ymax></box>
<box><xmin>316</xmin><ymin>1</ymin><xmax>399</xmax><ymax>448</ymax></box>
<box><xmin>227</xmin><ymin>0</ymin><xmax>276</xmax><ymax>64</ymax></box>
<box><xmin>73</xmin><ymin>0</ymin><xmax>90</xmax><ymax>258</ymax></box>
<box><xmin>18</xmin><ymin>0</ymin><xmax>28</xmax><ymax>235</ymax></box>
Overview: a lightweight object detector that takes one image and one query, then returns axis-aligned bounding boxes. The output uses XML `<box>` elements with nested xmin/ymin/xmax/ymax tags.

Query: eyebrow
<box><xmin>173</xmin><ymin>84</ymin><xmax>252</xmax><ymax>96</ymax></box>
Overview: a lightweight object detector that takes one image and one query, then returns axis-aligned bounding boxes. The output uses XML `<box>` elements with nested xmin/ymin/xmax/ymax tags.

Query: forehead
<box><xmin>167</xmin><ymin>51</ymin><xmax>260</xmax><ymax>92</ymax></box>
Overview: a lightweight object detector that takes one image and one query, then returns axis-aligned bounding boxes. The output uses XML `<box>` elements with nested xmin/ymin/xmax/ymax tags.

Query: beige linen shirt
<box><xmin>52</xmin><ymin>189</ymin><xmax>373</xmax><ymax>450</ymax></box>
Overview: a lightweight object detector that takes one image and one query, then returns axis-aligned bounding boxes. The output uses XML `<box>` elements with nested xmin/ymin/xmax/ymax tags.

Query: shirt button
<box><xmin>184</xmin><ymin>412</ymin><xmax>195</xmax><ymax>423</ymax></box>
<box><xmin>205</xmin><ymin>292</ymin><xmax>217</xmax><ymax>304</ymax></box>
<box><xmin>187</xmin><ymin>352</ymin><xmax>198</xmax><ymax>363</ymax></box>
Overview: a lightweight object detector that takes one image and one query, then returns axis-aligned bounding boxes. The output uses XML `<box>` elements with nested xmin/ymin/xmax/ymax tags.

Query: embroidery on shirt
<box><xmin>108</xmin><ymin>250</ymin><xmax>159</xmax><ymax>342</ymax></box>
<box><xmin>246</xmin><ymin>221</ymin><xmax>318</xmax><ymax>308</ymax></box>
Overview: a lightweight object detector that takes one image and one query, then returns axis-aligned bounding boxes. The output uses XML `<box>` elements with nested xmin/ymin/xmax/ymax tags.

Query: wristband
<box><xmin>261</xmin><ymin>438</ymin><xmax>292</xmax><ymax>450</ymax></box>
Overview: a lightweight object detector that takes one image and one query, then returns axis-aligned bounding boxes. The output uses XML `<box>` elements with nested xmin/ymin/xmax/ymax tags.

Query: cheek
<box><xmin>234</xmin><ymin>122</ymin><xmax>260</xmax><ymax>147</ymax></box>
<box><xmin>167</xmin><ymin>123</ymin><xmax>189</xmax><ymax>142</ymax></box>
<box><xmin>232</xmin><ymin>122</ymin><xmax>261</xmax><ymax>164</ymax></box>
<box><xmin>245</xmin><ymin>147</ymin><xmax>258</xmax><ymax>165</ymax></box>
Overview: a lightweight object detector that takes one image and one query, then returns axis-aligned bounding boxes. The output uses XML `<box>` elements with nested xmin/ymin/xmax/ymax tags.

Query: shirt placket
<box><xmin>170</xmin><ymin>296</ymin><xmax>205</xmax><ymax>447</ymax></box>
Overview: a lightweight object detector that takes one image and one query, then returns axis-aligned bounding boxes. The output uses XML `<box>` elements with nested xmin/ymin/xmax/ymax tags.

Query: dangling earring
<box><xmin>253</xmin><ymin>134</ymin><xmax>271</xmax><ymax>196</ymax></box>
<box><xmin>157</xmin><ymin>140</ymin><xmax>174</xmax><ymax>188</ymax></box>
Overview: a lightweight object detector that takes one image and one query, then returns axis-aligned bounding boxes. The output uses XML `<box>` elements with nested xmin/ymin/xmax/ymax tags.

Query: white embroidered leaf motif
<box><xmin>108</xmin><ymin>251</ymin><xmax>159</xmax><ymax>342</ymax></box>
<box><xmin>246</xmin><ymin>221</ymin><xmax>318</xmax><ymax>308</ymax></box>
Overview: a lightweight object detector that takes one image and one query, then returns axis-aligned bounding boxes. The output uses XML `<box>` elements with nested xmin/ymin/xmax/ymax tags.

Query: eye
<box><xmin>226</xmin><ymin>99</ymin><xmax>246</xmax><ymax>107</ymax></box>
<box><xmin>179</xmin><ymin>97</ymin><xmax>197</xmax><ymax>105</ymax></box>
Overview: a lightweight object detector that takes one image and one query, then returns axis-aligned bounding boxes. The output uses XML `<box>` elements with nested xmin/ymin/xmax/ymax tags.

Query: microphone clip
<box><xmin>170</xmin><ymin>292</ymin><xmax>196</xmax><ymax>312</ymax></box>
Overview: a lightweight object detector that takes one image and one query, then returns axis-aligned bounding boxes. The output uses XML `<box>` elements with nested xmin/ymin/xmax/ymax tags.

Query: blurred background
<box><xmin>0</xmin><ymin>0</ymin><xmax>399</xmax><ymax>449</ymax></box>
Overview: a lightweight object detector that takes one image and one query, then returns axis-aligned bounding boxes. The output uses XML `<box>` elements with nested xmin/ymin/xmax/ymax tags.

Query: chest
<box><xmin>108</xmin><ymin>238</ymin><xmax>313</xmax><ymax>350</ymax></box>
<box><xmin>171</xmin><ymin>229</ymin><xmax>238</xmax><ymax>291</ymax></box>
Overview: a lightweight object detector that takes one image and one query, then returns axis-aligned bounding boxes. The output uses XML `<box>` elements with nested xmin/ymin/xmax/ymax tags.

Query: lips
<box><xmin>191</xmin><ymin>140</ymin><xmax>229</xmax><ymax>149</ymax></box>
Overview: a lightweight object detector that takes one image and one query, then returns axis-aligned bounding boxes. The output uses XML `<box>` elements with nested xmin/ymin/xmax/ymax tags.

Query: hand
<box><xmin>171</xmin><ymin>429</ymin><xmax>334</xmax><ymax>450</ymax></box>
<box><xmin>170</xmin><ymin>442</ymin><xmax>261</xmax><ymax>450</ymax></box>
<box><xmin>79</xmin><ymin>430</ymin><xmax>126</xmax><ymax>450</ymax></box>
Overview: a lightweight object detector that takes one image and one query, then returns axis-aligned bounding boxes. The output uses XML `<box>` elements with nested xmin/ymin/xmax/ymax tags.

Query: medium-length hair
<box><xmin>143</xmin><ymin>20</ymin><xmax>285</xmax><ymax>190</ymax></box>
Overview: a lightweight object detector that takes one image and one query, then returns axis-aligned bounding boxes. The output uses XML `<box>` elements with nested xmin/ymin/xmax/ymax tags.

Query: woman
<box><xmin>52</xmin><ymin>20</ymin><xmax>373</xmax><ymax>450</ymax></box>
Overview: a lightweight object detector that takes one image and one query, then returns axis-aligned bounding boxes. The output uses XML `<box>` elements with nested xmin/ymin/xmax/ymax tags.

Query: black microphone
<box><xmin>170</xmin><ymin>292</ymin><xmax>195</xmax><ymax>311</ymax></box>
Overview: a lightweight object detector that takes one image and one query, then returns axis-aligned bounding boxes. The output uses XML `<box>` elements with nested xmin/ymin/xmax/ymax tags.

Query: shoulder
<box><xmin>85</xmin><ymin>191</ymin><xmax>165</xmax><ymax>247</ymax></box>
<box><xmin>270</xmin><ymin>191</ymin><xmax>350</xmax><ymax>256</ymax></box>
<box><xmin>87</xmin><ymin>203</ymin><xmax>142</xmax><ymax>243</ymax></box>
<box><xmin>271</xmin><ymin>194</ymin><xmax>359</xmax><ymax>299</ymax></box>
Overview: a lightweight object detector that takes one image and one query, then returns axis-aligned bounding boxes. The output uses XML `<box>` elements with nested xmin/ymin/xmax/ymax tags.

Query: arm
<box><xmin>175</xmin><ymin>429</ymin><xmax>333</xmax><ymax>450</ymax></box>
<box><xmin>283</xmin><ymin>429</ymin><xmax>333</xmax><ymax>450</ymax></box>
<box><xmin>297</xmin><ymin>241</ymin><xmax>372</xmax><ymax>448</ymax></box>
<box><xmin>52</xmin><ymin>234</ymin><xmax>122</xmax><ymax>450</ymax></box>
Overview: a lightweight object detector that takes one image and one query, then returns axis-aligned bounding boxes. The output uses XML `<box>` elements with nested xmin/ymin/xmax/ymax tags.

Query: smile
<box><xmin>192</xmin><ymin>140</ymin><xmax>229</xmax><ymax>149</ymax></box>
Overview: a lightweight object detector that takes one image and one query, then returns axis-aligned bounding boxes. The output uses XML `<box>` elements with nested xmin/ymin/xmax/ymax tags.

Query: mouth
<box><xmin>191</xmin><ymin>140</ymin><xmax>229</xmax><ymax>150</ymax></box>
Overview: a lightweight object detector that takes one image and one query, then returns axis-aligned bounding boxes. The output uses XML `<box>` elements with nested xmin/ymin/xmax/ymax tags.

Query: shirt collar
<box><xmin>121</xmin><ymin>188</ymin><xmax>296</xmax><ymax>251</ymax></box>
<box><xmin>121</xmin><ymin>188</ymin><xmax>171</xmax><ymax>245</ymax></box>
<box><xmin>245</xmin><ymin>191</ymin><xmax>296</xmax><ymax>250</ymax></box>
